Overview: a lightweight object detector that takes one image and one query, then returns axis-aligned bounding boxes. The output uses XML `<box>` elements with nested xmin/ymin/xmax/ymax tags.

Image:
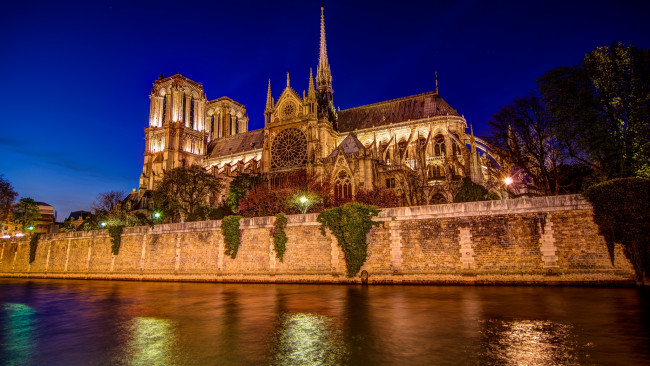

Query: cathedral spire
<box><xmin>308</xmin><ymin>68</ymin><xmax>315</xmax><ymax>99</ymax></box>
<box><xmin>316</xmin><ymin>6</ymin><xmax>332</xmax><ymax>92</ymax></box>
<box><xmin>265</xmin><ymin>79</ymin><xmax>273</xmax><ymax>111</ymax></box>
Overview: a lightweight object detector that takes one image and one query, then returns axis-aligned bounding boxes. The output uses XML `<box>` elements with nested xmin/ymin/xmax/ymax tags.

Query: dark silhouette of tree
<box><xmin>0</xmin><ymin>175</ymin><xmax>18</xmax><ymax>230</ymax></box>
<box><xmin>91</xmin><ymin>190</ymin><xmax>127</xmax><ymax>224</ymax></box>
<box><xmin>487</xmin><ymin>93</ymin><xmax>576</xmax><ymax>195</ymax></box>
<box><xmin>538</xmin><ymin>42</ymin><xmax>650</xmax><ymax>180</ymax></box>
<box><xmin>583</xmin><ymin>178</ymin><xmax>650</xmax><ymax>286</ymax></box>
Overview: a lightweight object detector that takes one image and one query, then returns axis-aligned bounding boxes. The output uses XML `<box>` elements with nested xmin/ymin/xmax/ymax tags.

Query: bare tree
<box><xmin>487</xmin><ymin>93</ymin><xmax>574</xmax><ymax>195</ymax></box>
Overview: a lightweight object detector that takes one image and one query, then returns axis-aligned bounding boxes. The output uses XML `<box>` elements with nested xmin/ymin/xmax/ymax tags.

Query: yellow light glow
<box><xmin>504</xmin><ymin>177</ymin><xmax>513</xmax><ymax>185</ymax></box>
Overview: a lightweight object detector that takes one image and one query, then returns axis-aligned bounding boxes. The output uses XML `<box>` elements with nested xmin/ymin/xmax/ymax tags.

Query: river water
<box><xmin>0</xmin><ymin>279</ymin><xmax>648</xmax><ymax>365</ymax></box>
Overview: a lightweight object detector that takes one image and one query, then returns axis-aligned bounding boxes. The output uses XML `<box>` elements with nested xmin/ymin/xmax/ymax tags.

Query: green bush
<box><xmin>29</xmin><ymin>233</ymin><xmax>41</xmax><ymax>263</ymax></box>
<box><xmin>222</xmin><ymin>215</ymin><xmax>242</xmax><ymax>259</ymax></box>
<box><xmin>454</xmin><ymin>177</ymin><xmax>498</xmax><ymax>202</ymax></box>
<box><xmin>272</xmin><ymin>212</ymin><xmax>288</xmax><ymax>262</ymax></box>
<box><xmin>317</xmin><ymin>203</ymin><xmax>381</xmax><ymax>277</ymax></box>
<box><xmin>583</xmin><ymin>178</ymin><xmax>650</xmax><ymax>285</ymax></box>
<box><xmin>108</xmin><ymin>225</ymin><xmax>125</xmax><ymax>255</ymax></box>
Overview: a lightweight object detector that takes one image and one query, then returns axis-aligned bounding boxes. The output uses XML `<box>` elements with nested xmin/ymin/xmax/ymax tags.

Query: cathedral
<box><xmin>139</xmin><ymin>7</ymin><xmax>497</xmax><ymax>206</ymax></box>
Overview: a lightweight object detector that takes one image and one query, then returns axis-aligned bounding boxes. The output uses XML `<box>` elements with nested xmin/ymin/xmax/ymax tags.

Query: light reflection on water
<box><xmin>272</xmin><ymin>313</ymin><xmax>346</xmax><ymax>366</ymax></box>
<box><xmin>123</xmin><ymin>317</ymin><xmax>177</xmax><ymax>366</ymax></box>
<box><xmin>0</xmin><ymin>280</ymin><xmax>648</xmax><ymax>365</ymax></box>
<box><xmin>480</xmin><ymin>319</ymin><xmax>582</xmax><ymax>366</ymax></box>
<box><xmin>2</xmin><ymin>303</ymin><xmax>36</xmax><ymax>366</ymax></box>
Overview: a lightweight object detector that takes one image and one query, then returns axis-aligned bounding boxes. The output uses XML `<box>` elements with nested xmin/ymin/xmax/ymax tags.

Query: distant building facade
<box><xmin>139</xmin><ymin>7</ymin><xmax>498</xmax><ymax>205</ymax></box>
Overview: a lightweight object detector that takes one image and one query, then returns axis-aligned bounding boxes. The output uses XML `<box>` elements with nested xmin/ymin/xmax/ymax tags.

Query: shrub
<box><xmin>29</xmin><ymin>233</ymin><xmax>41</xmax><ymax>263</ymax></box>
<box><xmin>583</xmin><ymin>177</ymin><xmax>650</xmax><ymax>285</ymax></box>
<box><xmin>222</xmin><ymin>215</ymin><xmax>242</xmax><ymax>259</ymax></box>
<box><xmin>454</xmin><ymin>177</ymin><xmax>498</xmax><ymax>202</ymax></box>
<box><xmin>317</xmin><ymin>203</ymin><xmax>381</xmax><ymax>277</ymax></box>
<box><xmin>354</xmin><ymin>187</ymin><xmax>400</xmax><ymax>208</ymax></box>
<box><xmin>272</xmin><ymin>212</ymin><xmax>288</xmax><ymax>261</ymax></box>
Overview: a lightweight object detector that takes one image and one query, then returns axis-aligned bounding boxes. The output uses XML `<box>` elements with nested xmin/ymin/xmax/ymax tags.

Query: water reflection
<box><xmin>480</xmin><ymin>319</ymin><xmax>581</xmax><ymax>365</ymax></box>
<box><xmin>0</xmin><ymin>280</ymin><xmax>647</xmax><ymax>365</ymax></box>
<box><xmin>272</xmin><ymin>313</ymin><xmax>345</xmax><ymax>366</ymax></box>
<box><xmin>1</xmin><ymin>303</ymin><xmax>36</xmax><ymax>366</ymax></box>
<box><xmin>124</xmin><ymin>317</ymin><xmax>177</xmax><ymax>366</ymax></box>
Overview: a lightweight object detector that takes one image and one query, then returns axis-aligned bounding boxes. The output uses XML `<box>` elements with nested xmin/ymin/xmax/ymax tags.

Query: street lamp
<box><xmin>100</xmin><ymin>222</ymin><xmax>107</xmax><ymax>228</ymax></box>
<box><xmin>295</xmin><ymin>195</ymin><xmax>315</xmax><ymax>214</ymax></box>
<box><xmin>153</xmin><ymin>212</ymin><xmax>161</xmax><ymax>219</ymax></box>
<box><xmin>504</xmin><ymin>177</ymin><xmax>513</xmax><ymax>199</ymax></box>
<box><xmin>27</xmin><ymin>226</ymin><xmax>34</xmax><ymax>231</ymax></box>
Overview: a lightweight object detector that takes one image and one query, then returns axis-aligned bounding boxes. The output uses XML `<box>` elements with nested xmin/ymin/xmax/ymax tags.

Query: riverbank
<box><xmin>0</xmin><ymin>195</ymin><xmax>635</xmax><ymax>285</ymax></box>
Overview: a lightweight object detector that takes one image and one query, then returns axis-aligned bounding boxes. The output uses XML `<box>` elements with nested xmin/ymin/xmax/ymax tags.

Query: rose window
<box><xmin>283</xmin><ymin>102</ymin><xmax>296</xmax><ymax>118</ymax></box>
<box><xmin>271</xmin><ymin>128</ymin><xmax>308</xmax><ymax>170</ymax></box>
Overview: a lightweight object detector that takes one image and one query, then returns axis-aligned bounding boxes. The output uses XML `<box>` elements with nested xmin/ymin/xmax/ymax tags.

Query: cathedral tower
<box><xmin>316</xmin><ymin>7</ymin><xmax>337</xmax><ymax>124</ymax></box>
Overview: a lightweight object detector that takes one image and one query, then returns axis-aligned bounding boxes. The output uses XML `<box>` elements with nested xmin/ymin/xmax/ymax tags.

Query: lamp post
<box><xmin>153</xmin><ymin>212</ymin><xmax>161</xmax><ymax>224</ymax></box>
<box><xmin>504</xmin><ymin>177</ymin><xmax>513</xmax><ymax>200</ymax></box>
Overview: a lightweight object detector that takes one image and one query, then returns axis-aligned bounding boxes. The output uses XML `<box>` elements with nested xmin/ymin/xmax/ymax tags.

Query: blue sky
<box><xmin>1</xmin><ymin>0</ymin><xmax>648</xmax><ymax>219</ymax></box>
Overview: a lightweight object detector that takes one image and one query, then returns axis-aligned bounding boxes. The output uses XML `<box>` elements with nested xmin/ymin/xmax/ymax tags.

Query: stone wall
<box><xmin>0</xmin><ymin>195</ymin><xmax>635</xmax><ymax>284</ymax></box>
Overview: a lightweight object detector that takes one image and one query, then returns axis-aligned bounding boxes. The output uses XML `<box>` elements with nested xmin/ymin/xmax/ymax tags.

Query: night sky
<box><xmin>1</xmin><ymin>0</ymin><xmax>648</xmax><ymax>220</ymax></box>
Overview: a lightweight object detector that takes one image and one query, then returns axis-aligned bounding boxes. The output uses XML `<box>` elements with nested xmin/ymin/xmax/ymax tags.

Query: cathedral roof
<box><xmin>329</xmin><ymin>133</ymin><xmax>366</xmax><ymax>157</ymax></box>
<box><xmin>337</xmin><ymin>91</ymin><xmax>460</xmax><ymax>132</ymax></box>
<box><xmin>206</xmin><ymin>129</ymin><xmax>264</xmax><ymax>158</ymax></box>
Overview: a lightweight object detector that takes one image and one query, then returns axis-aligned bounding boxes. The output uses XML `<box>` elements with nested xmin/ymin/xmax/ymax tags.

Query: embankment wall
<box><xmin>0</xmin><ymin>195</ymin><xmax>634</xmax><ymax>284</ymax></box>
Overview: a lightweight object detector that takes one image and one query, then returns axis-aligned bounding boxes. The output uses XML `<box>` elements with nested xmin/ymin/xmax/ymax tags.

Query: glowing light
<box><xmin>26</xmin><ymin>226</ymin><xmax>34</xmax><ymax>231</ymax></box>
<box><xmin>15</xmin><ymin>233</ymin><xmax>24</xmax><ymax>237</ymax></box>
<box><xmin>299</xmin><ymin>196</ymin><xmax>308</xmax><ymax>204</ymax></box>
<box><xmin>273</xmin><ymin>313</ymin><xmax>344</xmax><ymax>365</ymax></box>
<box><xmin>153</xmin><ymin>212</ymin><xmax>161</xmax><ymax>219</ymax></box>
<box><xmin>2</xmin><ymin>235</ymin><xmax>10</xmax><ymax>239</ymax></box>
<box><xmin>100</xmin><ymin>222</ymin><xmax>107</xmax><ymax>228</ymax></box>
<box><xmin>127</xmin><ymin>317</ymin><xmax>176</xmax><ymax>365</ymax></box>
<box><xmin>504</xmin><ymin>177</ymin><xmax>513</xmax><ymax>185</ymax></box>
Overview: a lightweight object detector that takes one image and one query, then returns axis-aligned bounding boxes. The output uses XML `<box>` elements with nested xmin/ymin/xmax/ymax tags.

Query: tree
<box><xmin>14</xmin><ymin>198</ymin><xmax>41</xmax><ymax>231</ymax></box>
<box><xmin>91</xmin><ymin>190</ymin><xmax>127</xmax><ymax>224</ymax></box>
<box><xmin>0</xmin><ymin>175</ymin><xmax>18</xmax><ymax>230</ymax></box>
<box><xmin>538</xmin><ymin>42</ymin><xmax>650</xmax><ymax>180</ymax></box>
<box><xmin>151</xmin><ymin>165</ymin><xmax>223</xmax><ymax>222</ymax></box>
<box><xmin>487</xmin><ymin>93</ymin><xmax>577</xmax><ymax>195</ymax></box>
<box><xmin>226</xmin><ymin>174</ymin><xmax>257</xmax><ymax>212</ymax></box>
<box><xmin>583</xmin><ymin>178</ymin><xmax>650</xmax><ymax>286</ymax></box>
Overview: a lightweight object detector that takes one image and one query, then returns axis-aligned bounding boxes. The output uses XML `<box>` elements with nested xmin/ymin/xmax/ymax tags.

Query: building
<box><xmin>139</xmin><ymin>7</ymin><xmax>499</xmax><ymax>205</ymax></box>
<box><xmin>1</xmin><ymin>201</ymin><xmax>57</xmax><ymax>237</ymax></box>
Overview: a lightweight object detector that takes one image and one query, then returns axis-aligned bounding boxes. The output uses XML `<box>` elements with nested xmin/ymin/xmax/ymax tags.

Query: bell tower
<box><xmin>140</xmin><ymin>74</ymin><xmax>208</xmax><ymax>190</ymax></box>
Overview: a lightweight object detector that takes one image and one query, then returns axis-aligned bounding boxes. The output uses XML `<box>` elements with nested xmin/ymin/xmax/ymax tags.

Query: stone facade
<box><xmin>0</xmin><ymin>196</ymin><xmax>634</xmax><ymax>284</ymax></box>
<box><xmin>138</xmin><ymin>7</ymin><xmax>500</xmax><ymax>205</ymax></box>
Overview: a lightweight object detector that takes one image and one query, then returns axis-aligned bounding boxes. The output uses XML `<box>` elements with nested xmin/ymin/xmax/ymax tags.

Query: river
<box><xmin>1</xmin><ymin>279</ymin><xmax>648</xmax><ymax>365</ymax></box>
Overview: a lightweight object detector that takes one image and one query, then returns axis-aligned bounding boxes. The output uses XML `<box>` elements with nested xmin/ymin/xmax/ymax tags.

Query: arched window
<box><xmin>210</xmin><ymin>115</ymin><xmax>215</xmax><ymax>140</ymax></box>
<box><xmin>335</xmin><ymin>170</ymin><xmax>353</xmax><ymax>200</ymax></box>
<box><xmin>434</xmin><ymin>135</ymin><xmax>445</xmax><ymax>157</ymax></box>
<box><xmin>162</xmin><ymin>97</ymin><xmax>167</xmax><ymax>123</ymax></box>
<box><xmin>190</xmin><ymin>99</ymin><xmax>195</xmax><ymax>128</ymax></box>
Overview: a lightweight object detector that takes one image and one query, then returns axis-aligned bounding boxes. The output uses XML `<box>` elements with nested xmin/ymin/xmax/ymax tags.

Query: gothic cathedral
<box><xmin>139</xmin><ymin>7</ymin><xmax>496</xmax><ymax>205</ymax></box>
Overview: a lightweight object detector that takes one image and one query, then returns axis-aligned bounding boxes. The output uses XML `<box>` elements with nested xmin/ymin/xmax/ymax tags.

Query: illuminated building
<box><xmin>139</xmin><ymin>7</ymin><xmax>496</xmax><ymax>205</ymax></box>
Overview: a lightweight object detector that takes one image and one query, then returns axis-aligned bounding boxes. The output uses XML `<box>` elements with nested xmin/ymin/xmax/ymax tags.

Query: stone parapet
<box><xmin>0</xmin><ymin>195</ymin><xmax>634</xmax><ymax>285</ymax></box>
